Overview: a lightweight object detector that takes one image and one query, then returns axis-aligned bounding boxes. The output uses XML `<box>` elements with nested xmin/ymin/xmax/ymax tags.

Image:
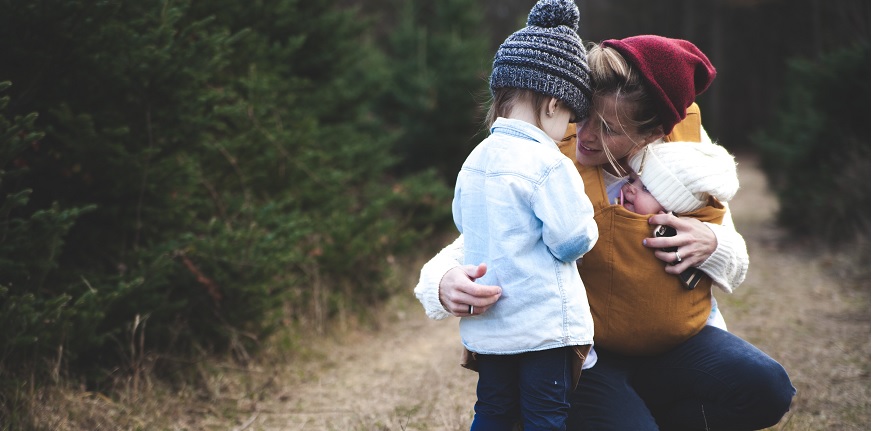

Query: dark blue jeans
<box><xmin>472</xmin><ymin>347</ymin><xmax>574</xmax><ymax>431</ymax></box>
<box><xmin>566</xmin><ymin>326</ymin><xmax>795</xmax><ymax>430</ymax></box>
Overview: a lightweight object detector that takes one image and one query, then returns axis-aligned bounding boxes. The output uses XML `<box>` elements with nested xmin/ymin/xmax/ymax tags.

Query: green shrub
<box><xmin>0</xmin><ymin>0</ymin><xmax>453</xmax><ymax>401</ymax></box>
<box><xmin>374</xmin><ymin>0</ymin><xmax>492</xmax><ymax>183</ymax></box>
<box><xmin>0</xmin><ymin>81</ymin><xmax>97</xmax><ymax>427</ymax></box>
<box><xmin>753</xmin><ymin>43</ymin><xmax>870</xmax><ymax>246</ymax></box>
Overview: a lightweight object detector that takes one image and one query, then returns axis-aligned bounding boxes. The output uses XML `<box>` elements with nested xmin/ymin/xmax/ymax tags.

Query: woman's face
<box><xmin>574</xmin><ymin>95</ymin><xmax>647</xmax><ymax>168</ymax></box>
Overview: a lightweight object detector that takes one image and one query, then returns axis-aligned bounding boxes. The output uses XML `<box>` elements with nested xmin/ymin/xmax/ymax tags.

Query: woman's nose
<box><xmin>576</xmin><ymin>118</ymin><xmax>595</xmax><ymax>143</ymax></box>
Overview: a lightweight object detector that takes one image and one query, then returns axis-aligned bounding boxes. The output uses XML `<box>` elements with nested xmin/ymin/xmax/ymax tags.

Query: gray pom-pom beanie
<box><xmin>490</xmin><ymin>0</ymin><xmax>591</xmax><ymax>120</ymax></box>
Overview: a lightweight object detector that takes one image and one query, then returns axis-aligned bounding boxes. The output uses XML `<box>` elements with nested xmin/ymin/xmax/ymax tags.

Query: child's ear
<box><xmin>547</xmin><ymin>97</ymin><xmax>560</xmax><ymax>116</ymax></box>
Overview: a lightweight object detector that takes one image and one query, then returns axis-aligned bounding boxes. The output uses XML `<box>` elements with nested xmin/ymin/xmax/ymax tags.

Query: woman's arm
<box><xmin>698</xmin><ymin>205</ymin><xmax>749</xmax><ymax>293</ymax></box>
<box><xmin>413</xmin><ymin>234</ymin><xmax>502</xmax><ymax>320</ymax></box>
<box><xmin>644</xmin><ymin>204</ymin><xmax>748</xmax><ymax>293</ymax></box>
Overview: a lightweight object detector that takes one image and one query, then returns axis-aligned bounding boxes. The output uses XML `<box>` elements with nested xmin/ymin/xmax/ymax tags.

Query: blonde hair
<box><xmin>586</xmin><ymin>43</ymin><xmax>664</xmax><ymax>173</ymax></box>
<box><xmin>485</xmin><ymin>88</ymin><xmax>551</xmax><ymax>131</ymax></box>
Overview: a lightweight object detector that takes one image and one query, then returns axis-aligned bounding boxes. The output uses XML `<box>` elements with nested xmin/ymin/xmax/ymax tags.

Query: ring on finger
<box><xmin>468</xmin><ymin>304</ymin><xmax>474</xmax><ymax>315</ymax></box>
<box><xmin>675</xmin><ymin>251</ymin><xmax>682</xmax><ymax>263</ymax></box>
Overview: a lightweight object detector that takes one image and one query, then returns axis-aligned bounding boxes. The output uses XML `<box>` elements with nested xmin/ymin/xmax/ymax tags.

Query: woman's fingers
<box><xmin>645</xmin><ymin>213</ymin><xmax>717</xmax><ymax>271</ymax></box>
<box><xmin>439</xmin><ymin>264</ymin><xmax>502</xmax><ymax>316</ymax></box>
<box><xmin>653</xmin><ymin>249</ymin><xmax>696</xmax><ymax>274</ymax></box>
<box><xmin>461</xmin><ymin>262</ymin><xmax>488</xmax><ymax>280</ymax></box>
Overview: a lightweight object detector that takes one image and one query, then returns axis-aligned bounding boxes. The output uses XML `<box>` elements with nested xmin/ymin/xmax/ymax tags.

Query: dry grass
<box><xmin>719</xmin><ymin>154</ymin><xmax>871</xmax><ymax>431</ymax></box>
<box><xmin>22</xmin><ymin>155</ymin><xmax>871</xmax><ymax>430</ymax></box>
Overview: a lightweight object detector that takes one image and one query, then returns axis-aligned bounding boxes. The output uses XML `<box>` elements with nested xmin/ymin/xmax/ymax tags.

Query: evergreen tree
<box><xmin>0</xmin><ymin>0</ymin><xmax>451</xmax><ymax>393</ymax></box>
<box><xmin>0</xmin><ymin>81</ymin><xmax>98</xmax><ymax>424</ymax></box>
<box><xmin>375</xmin><ymin>0</ymin><xmax>492</xmax><ymax>183</ymax></box>
<box><xmin>753</xmin><ymin>43</ymin><xmax>870</xmax><ymax>245</ymax></box>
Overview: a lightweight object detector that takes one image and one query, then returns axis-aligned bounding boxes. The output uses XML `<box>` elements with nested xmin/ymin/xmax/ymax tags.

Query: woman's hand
<box><xmin>644</xmin><ymin>212</ymin><xmax>717</xmax><ymax>275</ymax></box>
<box><xmin>439</xmin><ymin>263</ymin><xmax>502</xmax><ymax>317</ymax></box>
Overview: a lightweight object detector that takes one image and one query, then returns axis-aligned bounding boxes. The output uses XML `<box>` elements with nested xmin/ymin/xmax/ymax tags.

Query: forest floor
<box><xmin>35</xmin><ymin>155</ymin><xmax>870</xmax><ymax>430</ymax></box>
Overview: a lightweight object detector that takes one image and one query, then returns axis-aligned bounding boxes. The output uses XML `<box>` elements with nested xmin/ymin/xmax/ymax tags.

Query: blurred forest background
<box><xmin>0</xmin><ymin>0</ymin><xmax>868</xmax><ymax>428</ymax></box>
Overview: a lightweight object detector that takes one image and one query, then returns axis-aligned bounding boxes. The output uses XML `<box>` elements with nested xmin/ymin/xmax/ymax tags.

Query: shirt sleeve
<box><xmin>413</xmin><ymin>235</ymin><xmax>465</xmax><ymax>320</ymax></box>
<box><xmin>699</xmin><ymin>202</ymin><xmax>749</xmax><ymax>293</ymax></box>
<box><xmin>533</xmin><ymin>159</ymin><xmax>599</xmax><ymax>262</ymax></box>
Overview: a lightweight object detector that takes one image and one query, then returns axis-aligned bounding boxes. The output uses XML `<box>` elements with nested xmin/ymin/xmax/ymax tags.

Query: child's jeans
<box><xmin>471</xmin><ymin>347</ymin><xmax>573</xmax><ymax>431</ymax></box>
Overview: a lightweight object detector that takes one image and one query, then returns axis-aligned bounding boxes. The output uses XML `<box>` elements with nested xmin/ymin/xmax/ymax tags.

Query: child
<box><xmin>451</xmin><ymin>0</ymin><xmax>598</xmax><ymax>429</ymax></box>
<box><xmin>621</xmin><ymin>139</ymin><xmax>739</xmax><ymax>330</ymax></box>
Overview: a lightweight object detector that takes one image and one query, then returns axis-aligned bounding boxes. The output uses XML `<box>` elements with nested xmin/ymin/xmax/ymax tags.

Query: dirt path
<box><xmin>239</xmin><ymin>156</ymin><xmax>870</xmax><ymax>431</ymax></box>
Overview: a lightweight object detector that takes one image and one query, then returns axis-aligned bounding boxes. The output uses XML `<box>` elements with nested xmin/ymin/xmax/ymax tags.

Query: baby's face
<box><xmin>620</xmin><ymin>171</ymin><xmax>665</xmax><ymax>215</ymax></box>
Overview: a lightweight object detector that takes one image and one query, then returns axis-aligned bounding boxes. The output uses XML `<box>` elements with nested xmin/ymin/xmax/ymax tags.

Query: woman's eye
<box><xmin>642</xmin><ymin>185</ymin><xmax>650</xmax><ymax>193</ymax></box>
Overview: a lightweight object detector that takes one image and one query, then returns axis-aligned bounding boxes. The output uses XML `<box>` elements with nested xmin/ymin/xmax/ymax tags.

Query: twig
<box><xmin>701</xmin><ymin>404</ymin><xmax>709</xmax><ymax>431</ymax></box>
<box><xmin>234</xmin><ymin>411</ymin><xmax>259</xmax><ymax>431</ymax></box>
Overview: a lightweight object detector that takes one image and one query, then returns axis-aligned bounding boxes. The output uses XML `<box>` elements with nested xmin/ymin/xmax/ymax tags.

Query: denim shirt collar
<box><xmin>490</xmin><ymin>117</ymin><xmax>558</xmax><ymax>149</ymax></box>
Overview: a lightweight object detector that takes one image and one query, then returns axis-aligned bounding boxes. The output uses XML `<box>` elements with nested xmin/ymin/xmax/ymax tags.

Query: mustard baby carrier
<box><xmin>557</xmin><ymin>104</ymin><xmax>726</xmax><ymax>355</ymax></box>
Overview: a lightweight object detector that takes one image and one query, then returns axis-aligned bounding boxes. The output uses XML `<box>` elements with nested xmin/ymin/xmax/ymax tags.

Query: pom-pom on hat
<box><xmin>601</xmin><ymin>35</ymin><xmax>716</xmax><ymax>135</ymax></box>
<box><xmin>627</xmin><ymin>141</ymin><xmax>739</xmax><ymax>214</ymax></box>
<box><xmin>490</xmin><ymin>0</ymin><xmax>591</xmax><ymax>121</ymax></box>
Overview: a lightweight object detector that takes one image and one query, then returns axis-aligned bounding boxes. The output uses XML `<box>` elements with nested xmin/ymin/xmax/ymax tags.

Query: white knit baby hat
<box><xmin>627</xmin><ymin>141</ymin><xmax>739</xmax><ymax>214</ymax></box>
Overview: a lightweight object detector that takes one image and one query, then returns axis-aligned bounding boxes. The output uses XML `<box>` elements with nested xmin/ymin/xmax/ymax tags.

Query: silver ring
<box><xmin>468</xmin><ymin>304</ymin><xmax>474</xmax><ymax>315</ymax></box>
<box><xmin>675</xmin><ymin>251</ymin><xmax>682</xmax><ymax>263</ymax></box>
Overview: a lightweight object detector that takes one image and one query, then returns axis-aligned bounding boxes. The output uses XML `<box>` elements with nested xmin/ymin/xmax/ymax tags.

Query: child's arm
<box><xmin>534</xmin><ymin>159</ymin><xmax>599</xmax><ymax>262</ymax></box>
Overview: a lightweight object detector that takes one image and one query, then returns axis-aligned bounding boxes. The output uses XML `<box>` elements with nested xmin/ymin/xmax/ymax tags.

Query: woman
<box><xmin>414</xmin><ymin>35</ymin><xmax>795</xmax><ymax>430</ymax></box>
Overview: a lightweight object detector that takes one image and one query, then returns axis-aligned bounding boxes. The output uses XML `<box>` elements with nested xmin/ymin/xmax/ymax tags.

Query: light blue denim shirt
<box><xmin>453</xmin><ymin>117</ymin><xmax>598</xmax><ymax>354</ymax></box>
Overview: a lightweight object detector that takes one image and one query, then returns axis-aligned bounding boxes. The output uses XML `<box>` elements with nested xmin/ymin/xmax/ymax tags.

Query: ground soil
<box><xmin>34</xmin><ymin>156</ymin><xmax>871</xmax><ymax>430</ymax></box>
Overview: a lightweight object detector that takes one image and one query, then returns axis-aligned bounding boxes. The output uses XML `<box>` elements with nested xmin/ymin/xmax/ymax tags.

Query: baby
<box><xmin>621</xmin><ymin>140</ymin><xmax>739</xmax><ymax>218</ymax></box>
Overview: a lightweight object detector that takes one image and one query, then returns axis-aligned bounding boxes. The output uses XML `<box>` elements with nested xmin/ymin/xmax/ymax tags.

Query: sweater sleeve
<box><xmin>413</xmin><ymin>235</ymin><xmax>465</xmax><ymax>320</ymax></box>
<box><xmin>699</xmin><ymin>203</ymin><xmax>749</xmax><ymax>293</ymax></box>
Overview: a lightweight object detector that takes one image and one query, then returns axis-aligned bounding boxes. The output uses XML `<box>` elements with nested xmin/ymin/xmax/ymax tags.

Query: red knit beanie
<box><xmin>601</xmin><ymin>35</ymin><xmax>716</xmax><ymax>134</ymax></box>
